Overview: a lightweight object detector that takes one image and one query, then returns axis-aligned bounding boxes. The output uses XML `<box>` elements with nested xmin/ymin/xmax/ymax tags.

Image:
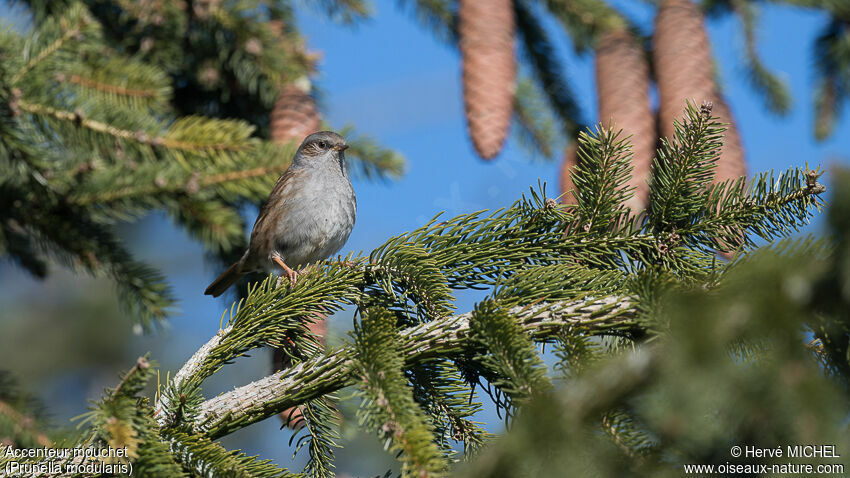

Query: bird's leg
<box><xmin>272</xmin><ymin>253</ymin><xmax>299</xmax><ymax>285</ymax></box>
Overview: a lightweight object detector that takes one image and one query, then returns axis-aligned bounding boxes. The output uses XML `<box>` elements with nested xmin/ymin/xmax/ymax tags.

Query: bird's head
<box><xmin>292</xmin><ymin>131</ymin><xmax>349</xmax><ymax>174</ymax></box>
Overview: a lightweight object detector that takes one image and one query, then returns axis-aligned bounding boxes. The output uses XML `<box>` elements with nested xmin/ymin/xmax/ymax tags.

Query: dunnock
<box><xmin>205</xmin><ymin>131</ymin><xmax>356</xmax><ymax>297</ymax></box>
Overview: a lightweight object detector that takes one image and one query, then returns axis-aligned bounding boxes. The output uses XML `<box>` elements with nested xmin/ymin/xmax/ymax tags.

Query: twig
<box><xmin>17</xmin><ymin>100</ymin><xmax>247</xmax><ymax>152</ymax></box>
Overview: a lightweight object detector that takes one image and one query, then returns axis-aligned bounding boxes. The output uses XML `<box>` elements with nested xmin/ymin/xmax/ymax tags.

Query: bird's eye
<box><xmin>317</xmin><ymin>141</ymin><xmax>328</xmax><ymax>149</ymax></box>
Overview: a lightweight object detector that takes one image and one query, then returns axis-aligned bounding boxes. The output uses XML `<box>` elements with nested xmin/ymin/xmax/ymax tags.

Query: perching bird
<box><xmin>205</xmin><ymin>131</ymin><xmax>356</xmax><ymax>297</ymax></box>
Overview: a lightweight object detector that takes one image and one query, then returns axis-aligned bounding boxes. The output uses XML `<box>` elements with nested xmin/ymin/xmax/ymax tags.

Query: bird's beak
<box><xmin>334</xmin><ymin>144</ymin><xmax>349</xmax><ymax>152</ymax></box>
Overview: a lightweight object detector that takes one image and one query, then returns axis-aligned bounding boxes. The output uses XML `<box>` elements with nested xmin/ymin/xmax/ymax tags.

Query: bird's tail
<box><xmin>205</xmin><ymin>261</ymin><xmax>242</xmax><ymax>297</ymax></box>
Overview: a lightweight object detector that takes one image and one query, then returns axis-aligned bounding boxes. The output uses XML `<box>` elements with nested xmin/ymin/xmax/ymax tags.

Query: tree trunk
<box><xmin>459</xmin><ymin>0</ymin><xmax>516</xmax><ymax>159</ymax></box>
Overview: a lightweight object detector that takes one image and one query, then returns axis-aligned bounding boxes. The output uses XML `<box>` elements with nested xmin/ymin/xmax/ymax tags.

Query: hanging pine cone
<box><xmin>459</xmin><ymin>0</ymin><xmax>516</xmax><ymax>159</ymax></box>
<box><xmin>595</xmin><ymin>27</ymin><xmax>656</xmax><ymax>212</ymax></box>
<box><xmin>654</xmin><ymin>0</ymin><xmax>746</xmax><ymax>257</ymax></box>
<box><xmin>270</xmin><ymin>76</ymin><xmax>321</xmax><ymax>144</ymax></box>
<box><xmin>654</xmin><ymin>0</ymin><xmax>746</xmax><ymax>182</ymax></box>
<box><xmin>559</xmin><ymin>144</ymin><xmax>579</xmax><ymax>205</ymax></box>
<box><xmin>710</xmin><ymin>98</ymin><xmax>746</xmax><ymax>183</ymax></box>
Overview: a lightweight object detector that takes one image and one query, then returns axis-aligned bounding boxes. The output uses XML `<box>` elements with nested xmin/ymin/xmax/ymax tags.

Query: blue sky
<box><xmin>1</xmin><ymin>0</ymin><xmax>849</xmax><ymax>473</ymax></box>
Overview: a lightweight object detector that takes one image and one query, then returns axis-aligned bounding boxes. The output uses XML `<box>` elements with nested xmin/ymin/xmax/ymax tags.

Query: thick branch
<box><xmin>192</xmin><ymin>297</ymin><xmax>636</xmax><ymax>438</ymax></box>
<box><xmin>155</xmin><ymin>327</ymin><xmax>232</xmax><ymax>425</ymax></box>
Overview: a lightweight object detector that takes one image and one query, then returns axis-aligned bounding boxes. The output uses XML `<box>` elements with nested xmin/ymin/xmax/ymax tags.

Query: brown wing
<box><xmin>248</xmin><ymin>167</ymin><xmax>298</xmax><ymax>258</ymax></box>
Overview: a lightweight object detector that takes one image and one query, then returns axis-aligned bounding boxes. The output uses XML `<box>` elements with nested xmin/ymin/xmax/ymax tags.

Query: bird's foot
<box><xmin>272</xmin><ymin>255</ymin><xmax>299</xmax><ymax>287</ymax></box>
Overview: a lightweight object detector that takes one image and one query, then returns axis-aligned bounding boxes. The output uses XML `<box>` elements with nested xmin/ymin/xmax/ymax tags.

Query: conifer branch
<box><xmin>12</xmin><ymin>26</ymin><xmax>82</xmax><ymax>85</ymax></box>
<box><xmin>512</xmin><ymin>77</ymin><xmax>560</xmax><ymax>158</ymax></box>
<box><xmin>732</xmin><ymin>0</ymin><xmax>792</xmax><ymax>115</ymax></box>
<box><xmin>407</xmin><ymin>360</ymin><xmax>489</xmax><ymax>459</ymax></box>
<box><xmin>166</xmin><ymin>432</ymin><xmax>299</xmax><ymax>478</ymax></box>
<box><xmin>467</xmin><ymin>301</ymin><xmax>553</xmax><ymax>416</ymax></box>
<box><xmin>541</xmin><ymin>0</ymin><xmax>625</xmax><ymax>52</ymax></box>
<box><xmin>192</xmin><ymin>297</ymin><xmax>635</xmax><ymax>438</ymax></box>
<box><xmin>352</xmin><ymin>307</ymin><xmax>447</xmax><ymax>477</ymax></box>
<box><xmin>18</xmin><ymin>100</ymin><xmax>249</xmax><ymax>152</ymax></box>
<box><xmin>0</xmin><ymin>372</ymin><xmax>52</xmax><ymax>448</ymax></box>
<box><xmin>293</xmin><ymin>397</ymin><xmax>340</xmax><ymax>478</ymax></box>
<box><xmin>64</xmin><ymin>73</ymin><xmax>159</xmax><ymax>99</ymax></box>
<box><xmin>69</xmin><ymin>162</ymin><xmax>289</xmax><ymax>206</ymax></box>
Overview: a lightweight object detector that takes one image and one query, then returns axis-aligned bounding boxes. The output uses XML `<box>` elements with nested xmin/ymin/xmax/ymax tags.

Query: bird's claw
<box><xmin>285</xmin><ymin>267</ymin><xmax>299</xmax><ymax>286</ymax></box>
<box><xmin>272</xmin><ymin>255</ymin><xmax>299</xmax><ymax>288</ymax></box>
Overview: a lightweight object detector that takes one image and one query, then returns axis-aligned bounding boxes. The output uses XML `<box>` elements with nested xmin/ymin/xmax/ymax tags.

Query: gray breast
<box><xmin>274</xmin><ymin>171</ymin><xmax>355</xmax><ymax>269</ymax></box>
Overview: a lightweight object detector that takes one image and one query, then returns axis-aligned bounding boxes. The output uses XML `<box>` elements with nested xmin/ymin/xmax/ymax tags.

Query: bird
<box><xmin>205</xmin><ymin>131</ymin><xmax>356</xmax><ymax>297</ymax></box>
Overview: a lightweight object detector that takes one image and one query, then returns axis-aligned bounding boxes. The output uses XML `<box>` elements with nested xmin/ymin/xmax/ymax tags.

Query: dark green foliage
<box><xmin>308</xmin><ymin>0</ymin><xmax>371</xmax><ymax>24</ymax></box>
<box><xmin>368</xmin><ymin>240</ymin><xmax>456</xmax><ymax>323</ymax></box>
<box><xmin>512</xmin><ymin>77</ymin><xmax>560</xmax><ymax>158</ymax></box>
<box><xmin>514</xmin><ymin>0</ymin><xmax>582</xmax><ymax>139</ymax></box>
<box><xmin>813</xmin><ymin>17</ymin><xmax>850</xmax><ymax>140</ymax></box>
<box><xmin>292</xmin><ymin>397</ymin><xmax>341</xmax><ymax>478</ymax></box>
<box><xmin>18</xmin><ymin>0</ymin><xmax>309</xmax><ymax>131</ymax></box>
<box><xmin>648</xmin><ymin>102</ymin><xmax>724</xmax><ymax>233</ymax></box>
<box><xmin>455</xmin><ymin>189</ymin><xmax>850</xmax><ymax>476</ymax></box>
<box><xmin>407</xmin><ymin>359</ymin><xmax>489</xmax><ymax>460</ymax></box>
<box><xmin>568</xmin><ymin>125</ymin><xmax>634</xmax><ymax>233</ymax></box>
<box><xmin>352</xmin><ymin>307</ymin><xmax>447</xmax><ymax>477</ymax></box>
<box><xmin>397</xmin><ymin>0</ymin><xmax>457</xmax><ymax>45</ymax></box>
<box><xmin>703</xmin><ymin>0</ymin><xmax>792</xmax><ymax>114</ymax></box>
<box><xmin>168</xmin><ymin>431</ymin><xmax>298</xmax><ymax>478</ymax></box>
<box><xmin>704</xmin><ymin>0</ymin><xmax>848</xmax><ymax>138</ymax></box>
<box><xmin>467</xmin><ymin>300</ymin><xmax>551</xmax><ymax>418</ymax></box>
<box><xmin>342</xmin><ymin>127</ymin><xmax>407</xmax><ymax>180</ymax></box>
<box><xmin>809</xmin><ymin>167</ymin><xmax>850</xmax><ymax>385</ymax></box>
<box><xmin>79</xmin><ymin>356</ymin><xmax>190</xmax><ymax>477</ymax></box>
<box><xmin>190</xmin><ymin>262</ymin><xmax>365</xmax><ymax>389</ymax></box>
<box><xmin>540</xmin><ymin>0</ymin><xmax>624</xmax><ymax>53</ymax></box>
<box><xmin>0</xmin><ymin>2</ymin><xmax>403</xmax><ymax>329</ymax></box>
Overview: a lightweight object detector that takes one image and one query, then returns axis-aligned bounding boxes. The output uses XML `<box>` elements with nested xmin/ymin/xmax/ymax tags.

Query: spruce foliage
<box><xmin>0</xmin><ymin>3</ymin><xmax>403</xmax><ymax>330</ymax></box>
<box><xmin>0</xmin><ymin>5</ymin><xmax>844</xmax><ymax>473</ymax></box>
<box><xmin>0</xmin><ymin>100</ymin><xmax>833</xmax><ymax>476</ymax></box>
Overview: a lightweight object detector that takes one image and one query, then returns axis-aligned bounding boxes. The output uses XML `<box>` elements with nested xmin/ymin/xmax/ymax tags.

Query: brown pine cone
<box><xmin>710</xmin><ymin>98</ymin><xmax>746</xmax><ymax>183</ymax></box>
<box><xmin>459</xmin><ymin>0</ymin><xmax>516</xmax><ymax>159</ymax></box>
<box><xmin>559</xmin><ymin>144</ymin><xmax>579</xmax><ymax>205</ymax></box>
<box><xmin>654</xmin><ymin>0</ymin><xmax>746</xmax><ymax>257</ymax></box>
<box><xmin>270</xmin><ymin>77</ymin><xmax>321</xmax><ymax>145</ymax></box>
<box><xmin>653</xmin><ymin>0</ymin><xmax>746</xmax><ymax>183</ymax></box>
<box><xmin>595</xmin><ymin>28</ymin><xmax>656</xmax><ymax>212</ymax></box>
